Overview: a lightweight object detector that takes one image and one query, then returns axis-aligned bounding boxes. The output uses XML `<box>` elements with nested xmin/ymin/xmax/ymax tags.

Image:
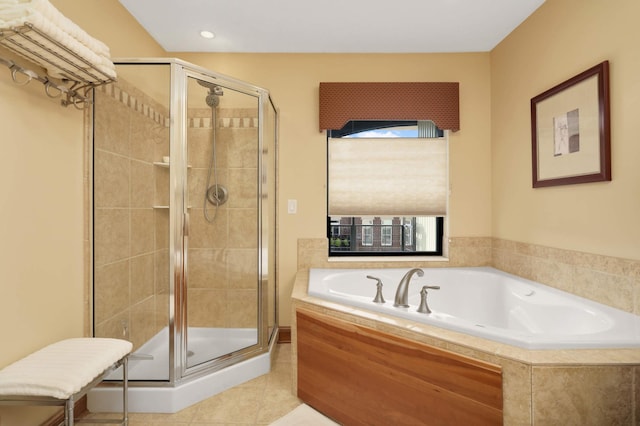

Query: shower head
<box><xmin>198</xmin><ymin>79</ymin><xmax>224</xmax><ymax>108</ymax></box>
<box><xmin>205</xmin><ymin>92</ymin><xmax>220</xmax><ymax>107</ymax></box>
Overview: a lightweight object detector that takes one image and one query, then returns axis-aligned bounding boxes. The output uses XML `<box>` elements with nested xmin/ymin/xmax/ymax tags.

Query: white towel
<box><xmin>25</xmin><ymin>0</ymin><xmax>111</xmax><ymax>57</ymax></box>
<box><xmin>0</xmin><ymin>338</ymin><xmax>132</xmax><ymax>400</ymax></box>
<box><xmin>0</xmin><ymin>0</ymin><xmax>116</xmax><ymax>82</ymax></box>
<box><xmin>1</xmin><ymin>0</ymin><xmax>109</xmax><ymax>55</ymax></box>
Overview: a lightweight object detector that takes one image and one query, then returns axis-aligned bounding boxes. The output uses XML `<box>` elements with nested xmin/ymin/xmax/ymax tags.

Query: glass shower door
<box><xmin>183</xmin><ymin>74</ymin><xmax>261</xmax><ymax>371</ymax></box>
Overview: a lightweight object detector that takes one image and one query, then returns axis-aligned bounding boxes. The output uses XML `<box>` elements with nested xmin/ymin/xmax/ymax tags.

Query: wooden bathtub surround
<box><xmin>296</xmin><ymin>309</ymin><xmax>503</xmax><ymax>425</ymax></box>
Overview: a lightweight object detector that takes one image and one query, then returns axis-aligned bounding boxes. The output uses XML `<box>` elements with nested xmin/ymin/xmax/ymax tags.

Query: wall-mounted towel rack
<box><xmin>0</xmin><ymin>23</ymin><xmax>116</xmax><ymax>108</ymax></box>
<box><xmin>0</xmin><ymin>55</ymin><xmax>92</xmax><ymax>107</ymax></box>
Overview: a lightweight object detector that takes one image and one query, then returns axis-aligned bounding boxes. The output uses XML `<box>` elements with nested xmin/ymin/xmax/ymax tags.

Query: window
<box><xmin>327</xmin><ymin>121</ymin><xmax>447</xmax><ymax>257</ymax></box>
<box><xmin>362</xmin><ymin>219</ymin><xmax>373</xmax><ymax>246</ymax></box>
<box><xmin>381</xmin><ymin>219</ymin><xmax>393</xmax><ymax>246</ymax></box>
<box><xmin>330</xmin><ymin>120</ymin><xmax>444</xmax><ymax>139</ymax></box>
<box><xmin>328</xmin><ymin>216</ymin><xmax>444</xmax><ymax>255</ymax></box>
<box><xmin>403</xmin><ymin>218</ymin><xmax>413</xmax><ymax>247</ymax></box>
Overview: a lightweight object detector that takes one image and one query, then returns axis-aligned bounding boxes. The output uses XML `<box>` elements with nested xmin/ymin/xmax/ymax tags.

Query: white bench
<box><xmin>0</xmin><ymin>338</ymin><xmax>132</xmax><ymax>426</ymax></box>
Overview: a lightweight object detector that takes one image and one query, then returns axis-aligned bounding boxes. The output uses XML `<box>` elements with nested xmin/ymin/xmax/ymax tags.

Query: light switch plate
<box><xmin>287</xmin><ymin>199</ymin><xmax>297</xmax><ymax>214</ymax></box>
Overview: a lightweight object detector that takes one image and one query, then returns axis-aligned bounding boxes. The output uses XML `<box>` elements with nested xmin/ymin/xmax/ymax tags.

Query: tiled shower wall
<box><xmin>186</xmin><ymin>107</ymin><xmax>259</xmax><ymax>330</ymax></box>
<box><xmin>93</xmin><ymin>79</ymin><xmax>260</xmax><ymax>351</ymax></box>
<box><xmin>93</xmin><ymin>80</ymin><xmax>170</xmax><ymax>350</ymax></box>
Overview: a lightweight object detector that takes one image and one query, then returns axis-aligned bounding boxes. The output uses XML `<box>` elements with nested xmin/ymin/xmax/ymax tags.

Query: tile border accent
<box><xmin>97</xmin><ymin>79</ymin><xmax>259</xmax><ymax>130</ymax></box>
<box><xmin>97</xmin><ymin>80</ymin><xmax>169</xmax><ymax>127</ymax></box>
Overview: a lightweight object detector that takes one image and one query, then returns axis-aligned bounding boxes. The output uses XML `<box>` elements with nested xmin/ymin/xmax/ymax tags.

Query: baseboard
<box><xmin>42</xmin><ymin>396</ymin><xmax>87</xmax><ymax>426</ymax></box>
<box><xmin>278</xmin><ymin>326</ymin><xmax>291</xmax><ymax>343</ymax></box>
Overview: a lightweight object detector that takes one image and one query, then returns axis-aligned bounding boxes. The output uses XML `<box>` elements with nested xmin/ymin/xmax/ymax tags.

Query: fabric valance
<box><xmin>319</xmin><ymin>82</ymin><xmax>460</xmax><ymax>132</ymax></box>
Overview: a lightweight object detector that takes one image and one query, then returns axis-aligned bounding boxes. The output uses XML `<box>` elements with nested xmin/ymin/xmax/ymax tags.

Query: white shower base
<box><xmin>103</xmin><ymin>326</ymin><xmax>261</xmax><ymax>381</ymax></box>
<box><xmin>88</xmin><ymin>326</ymin><xmax>272</xmax><ymax>413</ymax></box>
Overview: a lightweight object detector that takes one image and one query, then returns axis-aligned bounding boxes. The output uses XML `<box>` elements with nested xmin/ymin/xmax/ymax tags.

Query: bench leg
<box><xmin>66</xmin><ymin>396</ymin><xmax>74</xmax><ymax>426</ymax></box>
<box><xmin>122</xmin><ymin>356</ymin><xmax>128</xmax><ymax>426</ymax></box>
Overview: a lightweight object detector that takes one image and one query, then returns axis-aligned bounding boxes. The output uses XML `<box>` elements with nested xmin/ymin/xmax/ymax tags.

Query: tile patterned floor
<box><xmin>84</xmin><ymin>344</ymin><xmax>301</xmax><ymax>425</ymax></box>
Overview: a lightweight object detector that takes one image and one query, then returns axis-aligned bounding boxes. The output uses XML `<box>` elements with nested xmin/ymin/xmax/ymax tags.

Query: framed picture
<box><xmin>531</xmin><ymin>61</ymin><xmax>611</xmax><ymax>188</ymax></box>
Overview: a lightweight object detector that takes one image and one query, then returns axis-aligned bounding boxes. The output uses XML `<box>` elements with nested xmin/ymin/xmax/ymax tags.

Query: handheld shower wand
<box><xmin>198</xmin><ymin>80</ymin><xmax>228</xmax><ymax>223</ymax></box>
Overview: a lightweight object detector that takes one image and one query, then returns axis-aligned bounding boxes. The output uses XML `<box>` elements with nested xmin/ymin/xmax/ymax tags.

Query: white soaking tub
<box><xmin>308</xmin><ymin>267</ymin><xmax>640</xmax><ymax>350</ymax></box>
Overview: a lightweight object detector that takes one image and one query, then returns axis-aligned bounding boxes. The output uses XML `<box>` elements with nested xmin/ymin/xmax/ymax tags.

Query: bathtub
<box><xmin>308</xmin><ymin>267</ymin><xmax>640</xmax><ymax>350</ymax></box>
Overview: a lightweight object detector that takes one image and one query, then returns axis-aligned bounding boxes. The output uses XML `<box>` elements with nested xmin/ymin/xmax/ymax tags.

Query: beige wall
<box><xmin>0</xmin><ymin>2</ymin><xmax>164</xmax><ymax>362</ymax></box>
<box><xmin>491</xmin><ymin>0</ymin><xmax>640</xmax><ymax>260</ymax></box>
<box><xmin>0</xmin><ymin>61</ymin><xmax>83</xmax><ymax>359</ymax></box>
<box><xmin>0</xmin><ymin>1</ymin><xmax>165</xmax><ymax>423</ymax></box>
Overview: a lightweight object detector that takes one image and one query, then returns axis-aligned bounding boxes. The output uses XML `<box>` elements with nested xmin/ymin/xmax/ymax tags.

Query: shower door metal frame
<box><xmin>173</xmin><ymin>61</ymin><xmax>274</xmax><ymax>383</ymax></box>
<box><xmin>99</xmin><ymin>58</ymin><xmax>277</xmax><ymax>387</ymax></box>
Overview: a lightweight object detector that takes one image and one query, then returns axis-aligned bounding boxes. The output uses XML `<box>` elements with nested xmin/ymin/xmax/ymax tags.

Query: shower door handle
<box><xmin>183</xmin><ymin>212</ymin><xmax>190</xmax><ymax>237</ymax></box>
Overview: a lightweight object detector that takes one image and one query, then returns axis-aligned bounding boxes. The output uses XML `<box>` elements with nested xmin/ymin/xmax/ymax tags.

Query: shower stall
<box><xmin>88</xmin><ymin>58</ymin><xmax>278</xmax><ymax>412</ymax></box>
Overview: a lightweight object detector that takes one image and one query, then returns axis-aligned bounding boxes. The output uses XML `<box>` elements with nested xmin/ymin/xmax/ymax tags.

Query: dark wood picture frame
<box><xmin>531</xmin><ymin>61</ymin><xmax>611</xmax><ymax>188</ymax></box>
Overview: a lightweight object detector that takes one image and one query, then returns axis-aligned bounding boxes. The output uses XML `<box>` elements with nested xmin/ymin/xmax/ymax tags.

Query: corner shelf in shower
<box><xmin>153</xmin><ymin>161</ymin><xmax>193</xmax><ymax>210</ymax></box>
<box><xmin>153</xmin><ymin>162</ymin><xmax>192</xmax><ymax>168</ymax></box>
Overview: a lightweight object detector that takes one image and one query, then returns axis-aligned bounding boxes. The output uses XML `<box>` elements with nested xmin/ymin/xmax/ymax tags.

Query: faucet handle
<box><xmin>366</xmin><ymin>275</ymin><xmax>386</xmax><ymax>304</ymax></box>
<box><xmin>417</xmin><ymin>285</ymin><xmax>440</xmax><ymax>314</ymax></box>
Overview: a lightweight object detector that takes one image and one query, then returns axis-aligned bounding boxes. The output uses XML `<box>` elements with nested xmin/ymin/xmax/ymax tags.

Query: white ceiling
<box><xmin>118</xmin><ymin>0</ymin><xmax>546</xmax><ymax>53</ymax></box>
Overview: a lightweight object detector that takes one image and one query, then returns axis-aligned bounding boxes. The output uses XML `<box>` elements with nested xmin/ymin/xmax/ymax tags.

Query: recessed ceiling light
<box><xmin>200</xmin><ymin>30</ymin><xmax>215</xmax><ymax>39</ymax></box>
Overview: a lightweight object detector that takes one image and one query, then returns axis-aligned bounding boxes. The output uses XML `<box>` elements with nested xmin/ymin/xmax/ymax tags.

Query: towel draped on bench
<box><xmin>0</xmin><ymin>337</ymin><xmax>132</xmax><ymax>400</ymax></box>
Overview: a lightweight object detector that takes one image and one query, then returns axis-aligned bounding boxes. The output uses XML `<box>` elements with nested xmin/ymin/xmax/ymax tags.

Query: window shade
<box><xmin>328</xmin><ymin>137</ymin><xmax>448</xmax><ymax>216</ymax></box>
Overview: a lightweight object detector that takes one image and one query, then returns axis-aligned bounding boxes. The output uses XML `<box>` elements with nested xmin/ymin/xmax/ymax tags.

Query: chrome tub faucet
<box><xmin>393</xmin><ymin>268</ymin><xmax>424</xmax><ymax>308</ymax></box>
